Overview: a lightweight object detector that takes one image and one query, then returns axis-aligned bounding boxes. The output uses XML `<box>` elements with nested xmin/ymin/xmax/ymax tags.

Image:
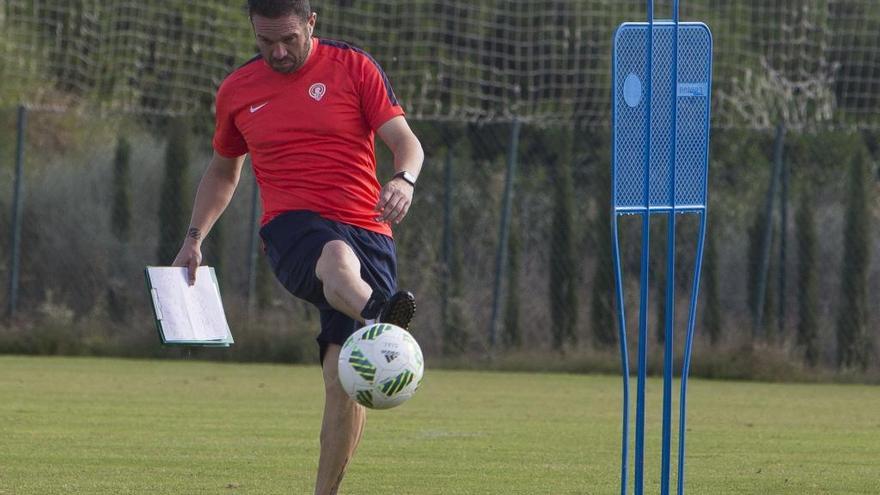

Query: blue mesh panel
<box><xmin>675</xmin><ymin>27</ymin><xmax>712</xmax><ymax>207</ymax></box>
<box><xmin>613</xmin><ymin>27</ymin><xmax>648</xmax><ymax>209</ymax></box>
<box><xmin>649</xmin><ymin>27</ymin><xmax>673</xmax><ymax>208</ymax></box>
<box><xmin>612</xmin><ymin>22</ymin><xmax>712</xmax><ymax>211</ymax></box>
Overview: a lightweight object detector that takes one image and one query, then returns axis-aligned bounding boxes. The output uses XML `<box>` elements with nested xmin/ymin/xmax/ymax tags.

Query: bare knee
<box><xmin>315</xmin><ymin>241</ymin><xmax>361</xmax><ymax>284</ymax></box>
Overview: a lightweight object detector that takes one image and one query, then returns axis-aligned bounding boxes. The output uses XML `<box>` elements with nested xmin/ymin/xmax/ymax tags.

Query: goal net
<box><xmin>1</xmin><ymin>0</ymin><xmax>879</xmax><ymax>129</ymax></box>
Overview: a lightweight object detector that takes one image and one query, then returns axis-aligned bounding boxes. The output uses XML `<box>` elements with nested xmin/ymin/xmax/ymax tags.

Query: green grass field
<box><xmin>0</xmin><ymin>356</ymin><xmax>878</xmax><ymax>494</ymax></box>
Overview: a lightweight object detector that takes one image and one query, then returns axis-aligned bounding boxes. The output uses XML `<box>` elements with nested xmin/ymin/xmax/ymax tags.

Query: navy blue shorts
<box><xmin>259</xmin><ymin>211</ymin><xmax>397</xmax><ymax>359</ymax></box>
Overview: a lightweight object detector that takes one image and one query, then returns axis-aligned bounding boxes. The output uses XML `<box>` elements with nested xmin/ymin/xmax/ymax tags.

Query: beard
<box><xmin>266</xmin><ymin>39</ymin><xmax>311</xmax><ymax>74</ymax></box>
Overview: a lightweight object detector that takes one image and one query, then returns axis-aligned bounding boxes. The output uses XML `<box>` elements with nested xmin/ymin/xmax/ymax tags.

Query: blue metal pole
<box><xmin>677</xmin><ymin>211</ymin><xmax>707</xmax><ymax>495</ymax></box>
<box><xmin>611</xmin><ymin>17</ymin><xmax>629</xmax><ymax>493</ymax></box>
<box><xmin>635</xmin><ymin>2</ymin><xmax>655</xmax><ymax>493</ymax></box>
<box><xmin>7</xmin><ymin>104</ymin><xmax>27</xmax><ymax>320</ymax></box>
<box><xmin>679</xmin><ymin>19</ymin><xmax>714</xmax><ymax>492</ymax></box>
<box><xmin>612</xmin><ymin>217</ymin><xmax>630</xmax><ymax>495</ymax></box>
<box><xmin>661</xmin><ymin>2</ymin><xmax>681</xmax><ymax>494</ymax></box>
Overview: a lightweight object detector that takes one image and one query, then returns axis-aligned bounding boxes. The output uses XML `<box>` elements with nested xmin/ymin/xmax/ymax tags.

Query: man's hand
<box><xmin>375</xmin><ymin>117</ymin><xmax>423</xmax><ymax>225</ymax></box>
<box><xmin>171</xmin><ymin>234</ymin><xmax>203</xmax><ymax>285</ymax></box>
<box><xmin>374</xmin><ymin>177</ymin><xmax>413</xmax><ymax>224</ymax></box>
<box><xmin>169</xmin><ymin>152</ymin><xmax>245</xmax><ymax>285</ymax></box>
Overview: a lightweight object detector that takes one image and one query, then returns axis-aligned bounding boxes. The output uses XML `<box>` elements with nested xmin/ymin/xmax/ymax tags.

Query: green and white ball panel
<box><xmin>337</xmin><ymin>323</ymin><xmax>424</xmax><ymax>410</ymax></box>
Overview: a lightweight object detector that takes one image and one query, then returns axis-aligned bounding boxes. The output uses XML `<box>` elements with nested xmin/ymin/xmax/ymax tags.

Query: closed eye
<box><xmin>258</xmin><ymin>35</ymin><xmax>297</xmax><ymax>44</ymax></box>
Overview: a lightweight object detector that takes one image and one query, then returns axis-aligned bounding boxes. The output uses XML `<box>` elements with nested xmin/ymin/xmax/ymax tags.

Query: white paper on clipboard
<box><xmin>145</xmin><ymin>266</ymin><xmax>233</xmax><ymax>345</ymax></box>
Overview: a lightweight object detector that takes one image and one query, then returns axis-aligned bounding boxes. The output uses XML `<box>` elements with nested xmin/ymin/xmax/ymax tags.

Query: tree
<box><xmin>441</xmin><ymin>134</ymin><xmax>469</xmax><ymax>356</ymax></box>
<box><xmin>702</xmin><ymin>212</ymin><xmax>722</xmax><ymax>346</ymax></box>
<box><xmin>590</xmin><ymin>223</ymin><xmax>617</xmax><ymax>348</ymax></box>
<box><xmin>503</xmin><ymin>208</ymin><xmax>521</xmax><ymax>348</ymax></box>
<box><xmin>157</xmin><ymin>118</ymin><xmax>191</xmax><ymax>264</ymax></box>
<box><xmin>836</xmin><ymin>148</ymin><xmax>871</xmax><ymax>369</ymax></box>
<box><xmin>107</xmin><ymin>135</ymin><xmax>133</xmax><ymax>323</ymax></box>
<box><xmin>589</xmin><ymin>131</ymin><xmax>616</xmax><ymax>349</ymax></box>
<box><xmin>442</xmin><ymin>236</ymin><xmax>469</xmax><ymax>356</ymax></box>
<box><xmin>202</xmin><ymin>217</ymin><xmax>224</xmax><ymax>277</ymax></box>
<box><xmin>256</xmin><ymin>253</ymin><xmax>274</xmax><ymax>311</ymax></box>
<box><xmin>747</xmin><ymin>204</ymin><xmax>777</xmax><ymax>338</ymax></box>
<box><xmin>796</xmin><ymin>188</ymin><xmax>819</xmax><ymax>366</ymax></box>
<box><xmin>548</xmin><ymin>128</ymin><xmax>578</xmax><ymax>350</ymax></box>
<box><xmin>110</xmin><ymin>136</ymin><xmax>132</xmax><ymax>242</ymax></box>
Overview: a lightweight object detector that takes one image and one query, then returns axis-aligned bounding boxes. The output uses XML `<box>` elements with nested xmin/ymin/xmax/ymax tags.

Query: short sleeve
<box><xmin>359</xmin><ymin>54</ymin><xmax>405</xmax><ymax>131</ymax></box>
<box><xmin>212</xmin><ymin>79</ymin><xmax>248</xmax><ymax>158</ymax></box>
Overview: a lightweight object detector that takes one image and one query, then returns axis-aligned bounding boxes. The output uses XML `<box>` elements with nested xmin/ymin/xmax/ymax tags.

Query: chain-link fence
<box><xmin>1</xmin><ymin>111</ymin><xmax>877</xmax><ymax>372</ymax></box>
<box><xmin>3</xmin><ymin>1</ymin><xmax>880</xmax><ymax>130</ymax></box>
<box><xmin>1</xmin><ymin>0</ymin><xmax>878</xmax><ymax>374</ymax></box>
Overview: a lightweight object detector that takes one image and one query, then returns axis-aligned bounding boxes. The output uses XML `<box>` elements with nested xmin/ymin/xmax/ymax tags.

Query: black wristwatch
<box><xmin>393</xmin><ymin>170</ymin><xmax>417</xmax><ymax>187</ymax></box>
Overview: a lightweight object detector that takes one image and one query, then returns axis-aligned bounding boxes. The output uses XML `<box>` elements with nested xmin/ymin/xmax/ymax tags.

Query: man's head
<box><xmin>248</xmin><ymin>0</ymin><xmax>316</xmax><ymax>74</ymax></box>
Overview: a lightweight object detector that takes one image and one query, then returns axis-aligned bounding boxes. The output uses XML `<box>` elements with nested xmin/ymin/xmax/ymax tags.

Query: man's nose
<box><xmin>272</xmin><ymin>44</ymin><xmax>286</xmax><ymax>59</ymax></box>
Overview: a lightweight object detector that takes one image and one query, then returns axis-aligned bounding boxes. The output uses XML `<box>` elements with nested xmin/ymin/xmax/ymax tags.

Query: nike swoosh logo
<box><xmin>250</xmin><ymin>102</ymin><xmax>269</xmax><ymax>113</ymax></box>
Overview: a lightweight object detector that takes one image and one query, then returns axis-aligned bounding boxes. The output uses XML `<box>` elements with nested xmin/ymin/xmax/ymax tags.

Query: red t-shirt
<box><xmin>213</xmin><ymin>37</ymin><xmax>405</xmax><ymax>236</ymax></box>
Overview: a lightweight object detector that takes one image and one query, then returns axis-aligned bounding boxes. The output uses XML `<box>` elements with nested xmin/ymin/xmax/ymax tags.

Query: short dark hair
<box><xmin>247</xmin><ymin>0</ymin><xmax>311</xmax><ymax>20</ymax></box>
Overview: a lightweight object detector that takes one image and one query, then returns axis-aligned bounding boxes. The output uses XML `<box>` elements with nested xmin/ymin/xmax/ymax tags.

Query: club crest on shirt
<box><xmin>309</xmin><ymin>83</ymin><xmax>326</xmax><ymax>101</ymax></box>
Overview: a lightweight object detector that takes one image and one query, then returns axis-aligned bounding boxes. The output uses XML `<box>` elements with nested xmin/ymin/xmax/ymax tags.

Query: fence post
<box><xmin>7</xmin><ymin>105</ymin><xmax>27</xmax><ymax>320</ymax></box>
<box><xmin>753</xmin><ymin>123</ymin><xmax>785</xmax><ymax>337</ymax></box>
<box><xmin>489</xmin><ymin>120</ymin><xmax>521</xmax><ymax>352</ymax></box>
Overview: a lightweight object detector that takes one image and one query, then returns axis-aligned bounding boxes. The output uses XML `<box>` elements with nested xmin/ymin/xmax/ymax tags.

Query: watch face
<box><xmin>398</xmin><ymin>171</ymin><xmax>416</xmax><ymax>185</ymax></box>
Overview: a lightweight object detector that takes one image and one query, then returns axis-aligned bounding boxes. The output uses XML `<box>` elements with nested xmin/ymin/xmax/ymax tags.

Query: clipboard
<box><xmin>144</xmin><ymin>266</ymin><xmax>234</xmax><ymax>347</ymax></box>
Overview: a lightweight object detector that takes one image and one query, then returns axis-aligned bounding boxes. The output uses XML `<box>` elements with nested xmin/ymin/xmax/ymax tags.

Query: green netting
<box><xmin>1</xmin><ymin>0</ymin><xmax>879</xmax><ymax>129</ymax></box>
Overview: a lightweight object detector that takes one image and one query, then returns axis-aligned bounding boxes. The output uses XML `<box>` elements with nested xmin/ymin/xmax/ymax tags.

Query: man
<box><xmin>171</xmin><ymin>1</ymin><xmax>423</xmax><ymax>493</ymax></box>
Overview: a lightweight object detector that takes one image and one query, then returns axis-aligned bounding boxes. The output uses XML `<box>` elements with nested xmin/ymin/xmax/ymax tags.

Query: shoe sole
<box><xmin>381</xmin><ymin>292</ymin><xmax>416</xmax><ymax>330</ymax></box>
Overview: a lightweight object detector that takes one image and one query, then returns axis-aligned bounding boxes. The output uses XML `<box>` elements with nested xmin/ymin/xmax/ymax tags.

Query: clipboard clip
<box><xmin>150</xmin><ymin>288</ymin><xmax>163</xmax><ymax>320</ymax></box>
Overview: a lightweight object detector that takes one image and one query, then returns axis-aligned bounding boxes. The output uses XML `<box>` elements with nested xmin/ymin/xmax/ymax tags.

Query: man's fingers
<box><xmin>387</xmin><ymin>197</ymin><xmax>412</xmax><ymax>224</ymax></box>
<box><xmin>377</xmin><ymin>194</ymin><xmax>403</xmax><ymax>222</ymax></box>
<box><xmin>395</xmin><ymin>203</ymin><xmax>411</xmax><ymax>223</ymax></box>
<box><xmin>375</xmin><ymin>188</ymin><xmax>394</xmax><ymax>212</ymax></box>
<box><xmin>375</xmin><ymin>182</ymin><xmax>413</xmax><ymax>223</ymax></box>
<box><xmin>388</xmin><ymin>197</ymin><xmax>410</xmax><ymax>223</ymax></box>
<box><xmin>381</xmin><ymin>195</ymin><xmax>400</xmax><ymax>220</ymax></box>
<box><xmin>187</xmin><ymin>259</ymin><xmax>198</xmax><ymax>286</ymax></box>
<box><xmin>374</xmin><ymin>189</ymin><xmax>393</xmax><ymax>220</ymax></box>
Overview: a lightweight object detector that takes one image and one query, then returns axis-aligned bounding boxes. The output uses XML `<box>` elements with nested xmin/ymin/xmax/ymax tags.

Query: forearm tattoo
<box><xmin>187</xmin><ymin>227</ymin><xmax>202</xmax><ymax>241</ymax></box>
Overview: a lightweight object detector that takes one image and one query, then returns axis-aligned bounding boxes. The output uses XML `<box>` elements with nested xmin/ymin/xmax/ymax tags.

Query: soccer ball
<box><xmin>337</xmin><ymin>323</ymin><xmax>424</xmax><ymax>410</ymax></box>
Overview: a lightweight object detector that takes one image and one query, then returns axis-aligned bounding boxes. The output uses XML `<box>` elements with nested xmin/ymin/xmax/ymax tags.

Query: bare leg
<box><xmin>313</xmin><ymin>241</ymin><xmax>371</xmax><ymax>493</ymax></box>
<box><xmin>315</xmin><ymin>240</ymin><xmax>373</xmax><ymax>323</ymax></box>
<box><xmin>315</xmin><ymin>344</ymin><xmax>366</xmax><ymax>495</ymax></box>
